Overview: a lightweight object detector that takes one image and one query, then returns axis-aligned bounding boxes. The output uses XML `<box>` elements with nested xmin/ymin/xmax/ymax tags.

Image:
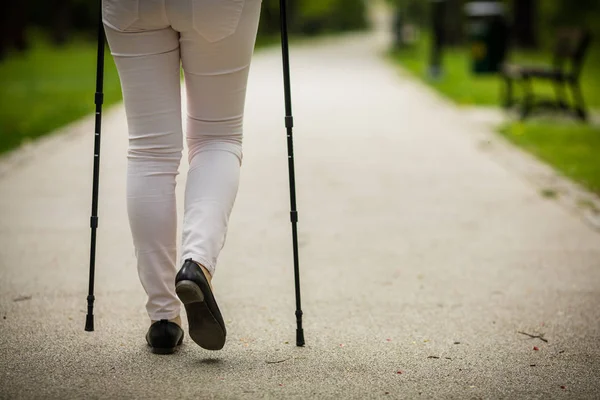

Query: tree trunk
<box><xmin>444</xmin><ymin>0</ymin><xmax>464</xmax><ymax>46</ymax></box>
<box><xmin>51</xmin><ymin>0</ymin><xmax>71</xmax><ymax>46</ymax></box>
<box><xmin>0</xmin><ymin>1</ymin><xmax>29</xmax><ymax>58</ymax></box>
<box><xmin>513</xmin><ymin>0</ymin><xmax>537</xmax><ymax>48</ymax></box>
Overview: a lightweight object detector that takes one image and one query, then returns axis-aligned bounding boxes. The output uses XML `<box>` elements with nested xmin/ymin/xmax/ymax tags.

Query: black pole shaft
<box><xmin>279</xmin><ymin>0</ymin><xmax>304</xmax><ymax>347</ymax></box>
<box><xmin>86</xmin><ymin>7</ymin><xmax>105</xmax><ymax>332</ymax></box>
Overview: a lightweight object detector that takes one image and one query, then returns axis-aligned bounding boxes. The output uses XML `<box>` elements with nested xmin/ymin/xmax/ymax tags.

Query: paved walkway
<box><xmin>1</xmin><ymin>23</ymin><xmax>599</xmax><ymax>399</ymax></box>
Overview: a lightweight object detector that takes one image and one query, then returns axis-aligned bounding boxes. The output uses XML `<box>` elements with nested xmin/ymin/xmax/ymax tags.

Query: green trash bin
<box><xmin>465</xmin><ymin>2</ymin><xmax>509</xmax><ymax>74</ymax></box>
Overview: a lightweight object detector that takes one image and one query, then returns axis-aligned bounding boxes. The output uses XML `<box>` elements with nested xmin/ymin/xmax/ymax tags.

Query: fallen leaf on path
<box><xmin>266</xmin><ymin>358</ymin><xmax>291</xmax><ymax>364</ymax></box>
<box><xmin>396</xmin><ymin>371</ymin><xmax>402</xmax><ymax>374</ymax></box>
<box><xmin>560</xmin><ymin>386</ymin><xmax>566</xmax><ymax>390</ymax></box>
<box><xmin>533</xmin><ymin>346</ymin><xmax>539</xmax><ymax>351</ymax></box>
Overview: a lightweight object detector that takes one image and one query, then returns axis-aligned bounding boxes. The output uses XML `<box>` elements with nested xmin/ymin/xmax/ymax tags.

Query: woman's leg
<box><xmin>174</xmin><ymin>0</ymin><xmax>262</xmax><ymax>277</ymax></box>
<box><xmin>103</xmin><ymin>24</ymin><xmax>183</xmax><ymax>321</ymax></box>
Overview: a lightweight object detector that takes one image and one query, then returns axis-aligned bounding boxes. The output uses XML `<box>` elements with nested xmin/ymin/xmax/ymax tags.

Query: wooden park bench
<box><xmin>501</xmin><ymin>28</ymin><xmax>593</xmax><ymax>120</ymax></box>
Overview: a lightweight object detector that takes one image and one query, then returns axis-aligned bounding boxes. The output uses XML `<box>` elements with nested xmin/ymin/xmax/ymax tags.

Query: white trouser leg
<box><xmin>177</xmin><ymin>0</ymin><xmax>262</xmax><ymax>277</ymax></box>
<box><xmin>104</xmin><ymin>25</ymin><xmax>183</xmax><ymax>321</ymax></box>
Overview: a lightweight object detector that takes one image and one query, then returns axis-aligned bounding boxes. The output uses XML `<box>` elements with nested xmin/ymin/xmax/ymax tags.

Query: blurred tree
<box><xmin>444</xmin><ymin>0</ymin><xmax>465</xmax><ymax>46</ymax></box>
<box><xmin>0</xmin><ymin>0</ymin><xmax>367</xmax><ymax>55</ymax></box>
<box><xmin>391</xmin><ymin>0</ymin><xmax>464</xmax><ymax>46</ymax></box>
<box><xmin>511</xmin><ymin>0</ymin><xmax>600</xmax><ymax>51</ymax></box>
<box><xmin>391</xmin><ymin>0</ymin><xmax>432</xmax><ymax>27</ymax></box>
<box><xmin>539</xmin><ymin>0</ymin><xmax>600</xmax><ymax>38</ymax></box>
<box><xmin>247</xmin><ymin>0</ymin><xmax>369</xmax><ymax>38</ymax></box>
<box><xmin>257</xmin><ymin>0</ymin><xmax>283</xmax><ymax>36</ymax></box>
<box><xmin>390</xmin><ymin>0</ymin><xmax>600</xmax><ymax>52</ymax></box>
<box><xmin>512</xmin><ymin>0</ymin><xmax>537</xmax><ymax>48</ymax></box>
<box><xmin>51</xmin><ymin>0</ymin><xmax>72</xmax><ymax>45</ymax></box>
<box><xmin>0</xmin><ymin>2</ymin><xmax>29</xmax><ymax>59</ymax></box>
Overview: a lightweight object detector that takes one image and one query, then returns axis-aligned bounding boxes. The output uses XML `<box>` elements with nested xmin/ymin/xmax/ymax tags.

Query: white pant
<box><xmin>102</xmin><ymin>0</ymin><xmax>261</xmax><ymax>320</ymax></box>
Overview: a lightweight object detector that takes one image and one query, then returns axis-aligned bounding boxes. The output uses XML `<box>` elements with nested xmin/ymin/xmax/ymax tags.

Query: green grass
<box><xmin>0</xmin><ymin>36</ymin><xmax>123</xmax><ymax>155</ymax></box>
<box><xmin>500</xmin><ymin>121</ymin><xmax>600</xmax><ymax>195</ymax></box>
<box><xmin>391</xmin><ymin>35</ymin><xmax>600</xmax><ymax>196</ymax></box>
<box><xmin>391</xmin><ymin>36</ymin><xmax>600</xmax><ymax>108</ymax></box>
<box><xmin>0</xmin><ymin>34</ymin><xmax>281</xmax><ymax>156</ymax></box>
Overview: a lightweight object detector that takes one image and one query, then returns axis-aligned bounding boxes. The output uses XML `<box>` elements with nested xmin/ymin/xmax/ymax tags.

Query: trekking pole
<box><xmin>279</xmin><ymin>0</ymin><xmax>305</xmax><ymax>347</ymax></box>
<box><xmin>85</xmin><ymin>4</ymin><xmax>105</xmax><ymax>332</ymax></box>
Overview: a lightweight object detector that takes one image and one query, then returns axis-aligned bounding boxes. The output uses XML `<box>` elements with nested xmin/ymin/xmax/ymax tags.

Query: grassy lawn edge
<box><xmin>389</xmin><ymin>38</ymin><xmax>600</xmax><ymax>197</ymax></box>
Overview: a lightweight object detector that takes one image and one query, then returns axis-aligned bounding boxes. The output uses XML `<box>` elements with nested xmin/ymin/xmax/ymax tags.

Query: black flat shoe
<box><xmin>175</xmin><ymin>259</ymin><xmax>226</xmax><ymax>350</ymax></box>
<box><xmin>146</xmin><ymin>319</ymin><xmax>184</xmax><ymax>354</ymax></box>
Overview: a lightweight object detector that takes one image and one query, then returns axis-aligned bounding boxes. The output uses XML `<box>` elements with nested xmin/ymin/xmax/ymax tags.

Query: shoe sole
<box><xmin>175</xmin><ymin>280</ymin><xmax>226</xmax><ymax>351</ymax></box>
<box><xmin>150</xmin><ymin>346</ymin><xmax>177</xmax><ymax>355</ymax></box>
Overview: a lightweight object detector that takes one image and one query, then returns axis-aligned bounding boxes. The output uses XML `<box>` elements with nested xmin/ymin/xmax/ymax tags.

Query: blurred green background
<box><xmin>387</xmin><ymin>0</ymin><xmax>600</xmax><ymax>47</ymax></box>
<box><xmin>0</xmin><ymin>0</ymin><xmax>598</xmax><ymax>196</ymax></box>
<box><xmin>0</xmin><ymin>0</ymin><xmax>367</xmax><ymax>155</ymax></box>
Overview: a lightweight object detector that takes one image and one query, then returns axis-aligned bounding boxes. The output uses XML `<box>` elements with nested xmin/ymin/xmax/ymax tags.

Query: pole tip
<box><xmin>296</xmin><ymin>328</ymin><xmax>305</xmax><ymax>347</ymax></box>
<box><xmin>85</xmin><ymin>314</ymin><xmax>94</xmax><ymax>332</ymax></box>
